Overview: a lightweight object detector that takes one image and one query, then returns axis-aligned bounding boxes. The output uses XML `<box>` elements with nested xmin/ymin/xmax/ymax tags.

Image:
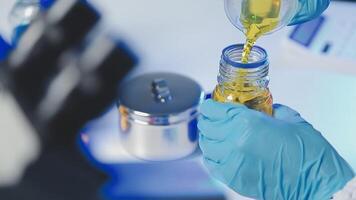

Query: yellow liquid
<box><xmin>213</xmin><ymin>81</ymin><xmax>273</xmax><ymax>115</ymax></box>
<box><xmin>212</xmin><ymin>0</ymin><xmax>279</xmax><ymax>114</ymax></box>
<box><xmin>240</xmin><ymin>0</ymin><xmax>281</xmax><ymax>63</ymax></box>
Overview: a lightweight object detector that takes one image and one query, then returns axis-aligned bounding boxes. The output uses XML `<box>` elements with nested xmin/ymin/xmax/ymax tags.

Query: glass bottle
<box><xmin>8</xmin><ymin>0</ymin><xmax>41</xmax><ymax>44</ymax></box>
<box><xmin>213</xmin><ymin>44</ymin><xmax>273</xmax><ymax>115</ymax></box>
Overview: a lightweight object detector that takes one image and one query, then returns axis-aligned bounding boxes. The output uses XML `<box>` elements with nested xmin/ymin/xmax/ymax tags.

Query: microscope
<box><xmin>0</xmin><ymin>0</ymin><xmax>136</xmax><ymax>199</ymax></box>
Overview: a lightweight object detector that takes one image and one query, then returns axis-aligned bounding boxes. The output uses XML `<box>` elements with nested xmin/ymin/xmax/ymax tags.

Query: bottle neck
<box><xmin>218</xmin><ymin>44</ymin><xmax>269</xmax><ymax>88</ymax></box>
<box><xmin>9</xmin><ymin>0</ymin><xmax>40</xmax><ymax>28</ymax></box>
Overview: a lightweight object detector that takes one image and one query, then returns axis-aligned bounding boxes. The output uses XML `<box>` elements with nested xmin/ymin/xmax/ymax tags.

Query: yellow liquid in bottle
<box><xmin>240</xmin><ymin>0</ymin><xmax>281</xmax><ymax>63</ymax></box>
<box><xmin>211</xmin><ymin>0</ymin><xmax>280</xmax><ymax>114</ymax></box>
<box><xmin>212</xmin><ymin>70</ymin><xmax>273</xmax><ymax>115</ymax></box>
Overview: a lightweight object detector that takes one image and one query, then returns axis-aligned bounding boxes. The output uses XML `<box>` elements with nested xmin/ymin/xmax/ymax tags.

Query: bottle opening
<box><xmin>222</xmin><ymin>44</ymin><xmax>268</xmax><ymax>69</ymax></box>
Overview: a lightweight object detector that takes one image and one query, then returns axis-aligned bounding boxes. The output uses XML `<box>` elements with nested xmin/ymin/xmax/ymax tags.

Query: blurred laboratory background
<box><xmin>0</xmin><ymin>0</ymin><xmax>355</xmax><ymax>200</ymax></box>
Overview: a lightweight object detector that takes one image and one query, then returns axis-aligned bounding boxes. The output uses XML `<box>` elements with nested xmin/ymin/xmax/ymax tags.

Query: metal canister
<box><xmin>118</xmin><ymin>72</ymin><xmax>204</xmax><ymax>161</ymax></box>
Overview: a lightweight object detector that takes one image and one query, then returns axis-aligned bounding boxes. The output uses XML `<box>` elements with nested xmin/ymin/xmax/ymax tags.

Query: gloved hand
<box><xmin>198</xmin><ymin>99</ymin><xmax>355</xmax><ymax>200</ymax></box>
<box><xmin>289</xmin><ymin>0</ymin><xmax>330</xmax><ymax>25</ymax></box>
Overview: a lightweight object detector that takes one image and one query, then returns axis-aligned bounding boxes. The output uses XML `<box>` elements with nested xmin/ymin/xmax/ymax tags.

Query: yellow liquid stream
<box><xmin>211</xmin><ymin>0</ymin><xmax>280</xmax><ymax>114</ymax></box>
<box><xmin>240</xmin><ymin>0</ymin><xmax>281</xmax><ymax>63</ymax></box>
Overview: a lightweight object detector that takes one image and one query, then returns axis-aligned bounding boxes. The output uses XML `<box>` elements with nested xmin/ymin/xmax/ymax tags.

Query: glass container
<box><xmin>213</xmin><ymin>44</ymin><xmax>273</xmax><ymax>115</ymax></box>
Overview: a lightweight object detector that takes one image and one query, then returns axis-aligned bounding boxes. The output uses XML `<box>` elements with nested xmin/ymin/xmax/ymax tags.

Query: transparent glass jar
<box><xmin>224</xmin><ymin>0</ymin><xmax>298</xmax><ymax>35</ymax></box>
<box><xmin>213</xmin><ymin>44</ymin><xmax>273</xmax><ymax>115</ymax></box>
<box><xmin>8</xmin><ymin>0</ymin><xmax>41</xmax><ymax>44</ymax></box>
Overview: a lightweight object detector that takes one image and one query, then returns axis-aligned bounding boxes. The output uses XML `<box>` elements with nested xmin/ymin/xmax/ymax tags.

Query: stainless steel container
<box><xmin>118</xmin><ymin>73</ymin><xmax>204</xmax><ymax>161</ymax></box>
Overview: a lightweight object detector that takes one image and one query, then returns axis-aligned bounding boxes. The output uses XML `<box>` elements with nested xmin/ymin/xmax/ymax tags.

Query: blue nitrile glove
<box><xmin>289</xmin><ymin>0</ymin><xmax>330</xmax><ymax>25</ymax></box>
<box><xmin>198</xmin><ymin>99</ymin><xmax>355</xmax><ymax>200</ymax></box>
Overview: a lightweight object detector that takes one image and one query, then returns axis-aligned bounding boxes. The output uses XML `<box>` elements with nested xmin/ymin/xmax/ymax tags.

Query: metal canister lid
<box><xmin>118</xmin><ymin>72</ymin><xmax>203</xmax><ymax>117</ymax></box>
